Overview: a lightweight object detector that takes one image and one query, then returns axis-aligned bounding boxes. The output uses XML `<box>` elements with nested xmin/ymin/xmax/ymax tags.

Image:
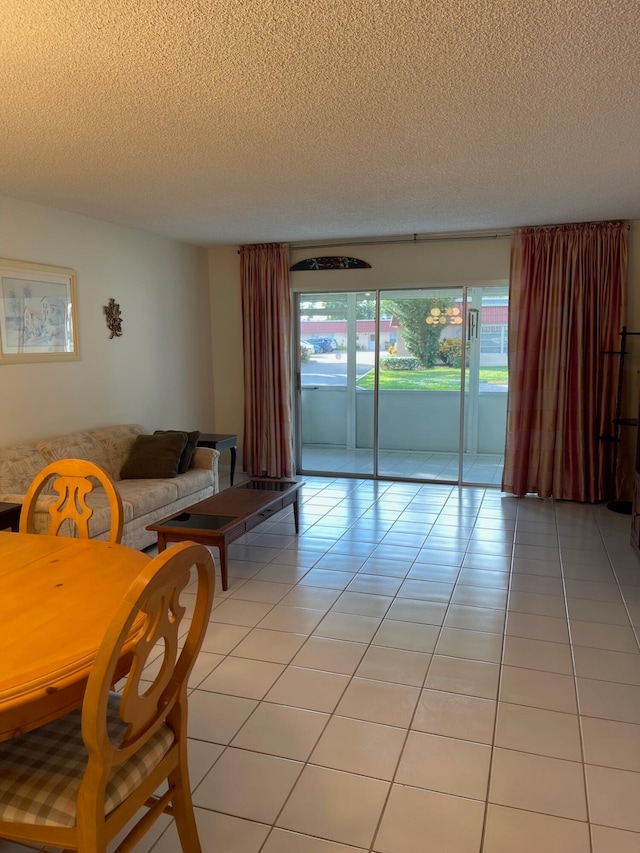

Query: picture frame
<box><xmin>0</xmin><ymin>258</ymin><xmax>79</xmax><ymax>363</ymax></box>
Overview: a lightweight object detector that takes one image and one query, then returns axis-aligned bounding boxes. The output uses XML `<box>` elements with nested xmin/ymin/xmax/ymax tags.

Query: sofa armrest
<box><xmin>0</xmin><ymin>493</ymin><xmax>28</xmax><ymax>505</ymax></box>
<box><xmin>0</xmin><ymin>493</ymin><xmax>57</xmax><ymax>531</ymax></box>
<box><xmin>191</xmin><ymin>447</ymin><xmax>220</xmax><ymax>493</ymax></box>
<box><xmin>192</xmin><ymin>447</ymin><xmax>220</xmax><ymax>469</ymax></box>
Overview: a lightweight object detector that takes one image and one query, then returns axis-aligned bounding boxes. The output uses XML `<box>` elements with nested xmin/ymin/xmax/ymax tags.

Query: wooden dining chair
<box><xmin>19</xmin><ymin>458</ymin><xmax>124</xmax><ymax>544</ymax></box>
<box><xmin>0</xmin><ymin>540</ymin><xmax>215</xmax><ymax>853</ymax></box>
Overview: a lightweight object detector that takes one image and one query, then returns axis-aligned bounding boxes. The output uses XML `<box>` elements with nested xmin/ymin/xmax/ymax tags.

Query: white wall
<box><xmin>0</xmin><ymin>196</ymin><xmax>214</xmax><ymax>445</ymax></box>
<box><xmin>290</xmin><ymin>236</ymin><xmax>511</xmax><ymax>292</ymax></box>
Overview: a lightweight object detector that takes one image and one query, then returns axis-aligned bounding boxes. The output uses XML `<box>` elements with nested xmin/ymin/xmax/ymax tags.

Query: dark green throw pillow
<box><xmin>154</xmin><ymin>429</ymin><xmax>200</xmax><ymax>474</ymax></box>
<box><xmin>120</xmin><ymin>432</ymin><xmax>188</xmax><ymax>479</ymax></box>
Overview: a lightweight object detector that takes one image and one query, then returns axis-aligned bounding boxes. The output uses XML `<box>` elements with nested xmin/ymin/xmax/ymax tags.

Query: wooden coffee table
<box><xmin>147</xmin><ymin>478</ymin><xmax>303</xmax><ymax>590</ymax></box>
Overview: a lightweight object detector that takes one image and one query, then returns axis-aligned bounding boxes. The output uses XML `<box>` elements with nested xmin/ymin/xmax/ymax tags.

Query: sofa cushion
<box><xmin>116</xmin><ymin>479</ymin><xmax>179</xmax><ymax>517</ymax></box>
<box><xmin>120</xmin><ymin>433</ymin><xmax>187</xmax><ymax>480</ymax></box>
<box><xmin>0</xmin><ymin>444</ymin><xmax>47</xmax><ymax>493</ymax></box>
<box><xmin>90</xmin><ymin>425</ymin><xmax>149</xmax><ymax>481</ymax></box>
<box><xmin>153</xmin><ymin>430</ymin><xmax>200</xmax><ymax>474</ymax></box>
<box><xmin>35</xmin><ymin>431</ymin><xmax>110</xmax><ymax>473</ymax></box>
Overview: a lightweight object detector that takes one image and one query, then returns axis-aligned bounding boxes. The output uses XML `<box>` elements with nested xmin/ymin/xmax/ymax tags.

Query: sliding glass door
<box><xmin>295</xmin><ymin>284</ymin><xmax>508</xmax><ymax>485</ymax></box>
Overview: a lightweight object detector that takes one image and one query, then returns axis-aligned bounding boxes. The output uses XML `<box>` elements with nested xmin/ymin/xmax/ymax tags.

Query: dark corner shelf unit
<box><xmin>600</xmin><ymin>326</ymin><xmax>640</xmax><ymax>518</ymax></box>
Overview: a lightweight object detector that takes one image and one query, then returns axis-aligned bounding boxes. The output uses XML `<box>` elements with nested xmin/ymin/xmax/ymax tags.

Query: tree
<box><xmin>383</xmin><ymin>297</ymin><xmax>455</xmax><ymax>367</ymax></box>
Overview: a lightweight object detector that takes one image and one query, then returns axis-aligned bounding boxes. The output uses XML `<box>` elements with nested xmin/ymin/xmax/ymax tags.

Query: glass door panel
<box><xmin>461</xmin><ymin>285</ymin><xmax>508</xmax><ymax>484</ymax></box>
<box><xmin>297</xmin><ymin>292</ymin><xmax>377</xmax><ymax>476</ymax></box>
<box><xmin>378</xmin><ymin>288</ymin><xmax>464</xmax><ymax>481</ymax></box>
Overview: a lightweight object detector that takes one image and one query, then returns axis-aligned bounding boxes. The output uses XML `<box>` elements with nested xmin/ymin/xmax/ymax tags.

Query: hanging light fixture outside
<box><xmin>425</xmin><ymin>299</ymin><xmax>463</xmax><ymax>326</ymax></box>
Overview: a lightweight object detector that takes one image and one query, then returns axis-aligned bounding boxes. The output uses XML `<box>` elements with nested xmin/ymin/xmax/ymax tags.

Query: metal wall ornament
<box><xmin>290</xmin><ymin>256</ymin><xmax>371</xmax><ymax>271</ymax></box>
<box><xmin>103</xmin><ymin>298</ymin><xmax>122</xmax><ymax>338</ymax></box>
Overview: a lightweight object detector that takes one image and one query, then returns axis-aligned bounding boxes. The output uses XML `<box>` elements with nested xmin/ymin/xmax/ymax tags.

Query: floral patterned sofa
<box><xmin>0</xmin><ymin>424</ymin><xmax>219</xmax><ymax>550</ymax></box>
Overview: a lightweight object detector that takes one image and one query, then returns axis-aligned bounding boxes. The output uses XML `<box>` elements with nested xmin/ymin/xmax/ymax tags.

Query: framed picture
<box><xmin>0</xmin><ymin>258</ymin><xmax>79</xmax><ymax>363</ymax></box>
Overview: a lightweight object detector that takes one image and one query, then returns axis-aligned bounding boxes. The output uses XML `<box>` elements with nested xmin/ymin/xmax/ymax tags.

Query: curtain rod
<box><xmin>289</xmin><ymin>221</ymin><xmax>630</xmax><ymax>250</ymax></box>
<box><xmin>236</xmin><ymin>232</ymin><xmax>509</xmax><ymax>253</ymax></box>
<box><xmin>290</xmin><ymin>231</ymin><xmax>512</xmax><ymax>251</ymax></box>
<box><xmin>237</xmin><ymin>222</ymin><xmax>630</xmax><ymax>253</ymax></box>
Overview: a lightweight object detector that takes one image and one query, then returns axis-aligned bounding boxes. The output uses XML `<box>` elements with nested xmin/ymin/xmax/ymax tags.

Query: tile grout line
<box><xmin>474</xmin><ymin>489</ymin><xmax>518</xmax><ymax>853</ymax></box>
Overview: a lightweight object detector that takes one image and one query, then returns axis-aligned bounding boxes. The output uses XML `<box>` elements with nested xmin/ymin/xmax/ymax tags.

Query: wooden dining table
<box><xmin>0</xmin><ymin>531</ymin><xmax>150</xmax><ymax>742</ymax></box>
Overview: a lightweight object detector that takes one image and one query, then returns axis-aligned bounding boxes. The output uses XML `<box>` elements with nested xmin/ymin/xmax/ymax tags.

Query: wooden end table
<box><xmin>147</xmin><ymin>478</ymin><xmax>303</xmax><ymax>591</ymax></box>
<box><xmin>0</xmin><ymin>502</ymin><xmax>21</xmax><ymax>532</ymax></box>
<box><xmin>197</xmin><ymin>433</ymin><xmax>238</xmax><ymax>486</ymax></box>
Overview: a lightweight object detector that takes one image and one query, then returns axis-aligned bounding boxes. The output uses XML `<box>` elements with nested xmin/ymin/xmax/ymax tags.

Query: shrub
<box><xmin>381</xmin><ymin>356</ymin><xmax>420</xmax><ymax>371</ymax></box>
<box><xmin>438</xmin><ymin>338</ymin><xmax>466</xmax><ymax>367</ymax></box>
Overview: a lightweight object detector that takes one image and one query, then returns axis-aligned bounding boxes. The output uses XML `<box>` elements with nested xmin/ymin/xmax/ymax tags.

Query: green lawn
<box><xmin>357</xmin><ymin>366</ymin><xmax>508</xmax><ymax>391</ymax></box>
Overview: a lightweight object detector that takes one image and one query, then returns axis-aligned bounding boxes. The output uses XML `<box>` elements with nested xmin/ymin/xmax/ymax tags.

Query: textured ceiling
<box><xmin>1</xmin><ymin>1</ymin><xmax>639</xmax><ymax>246</ymax></box>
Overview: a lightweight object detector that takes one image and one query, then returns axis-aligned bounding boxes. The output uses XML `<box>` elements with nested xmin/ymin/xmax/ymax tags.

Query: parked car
<box><xmin>308</xmin><ymin>337</ymin><xmax>337</xmax><ymax>352</ymax></box>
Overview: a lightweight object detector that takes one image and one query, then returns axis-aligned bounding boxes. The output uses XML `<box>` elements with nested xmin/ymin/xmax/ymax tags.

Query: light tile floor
<box><xmin>3</xmin><ymin>475</ymin><xmax>640</xmax><ymax>853</ymax></box>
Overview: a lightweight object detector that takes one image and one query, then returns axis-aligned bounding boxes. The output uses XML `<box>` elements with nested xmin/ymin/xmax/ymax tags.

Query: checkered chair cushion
<box><xmin>0</xmin><ymin>692</ymin><xmax>174</xmax><ymax>828</ymax></box>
